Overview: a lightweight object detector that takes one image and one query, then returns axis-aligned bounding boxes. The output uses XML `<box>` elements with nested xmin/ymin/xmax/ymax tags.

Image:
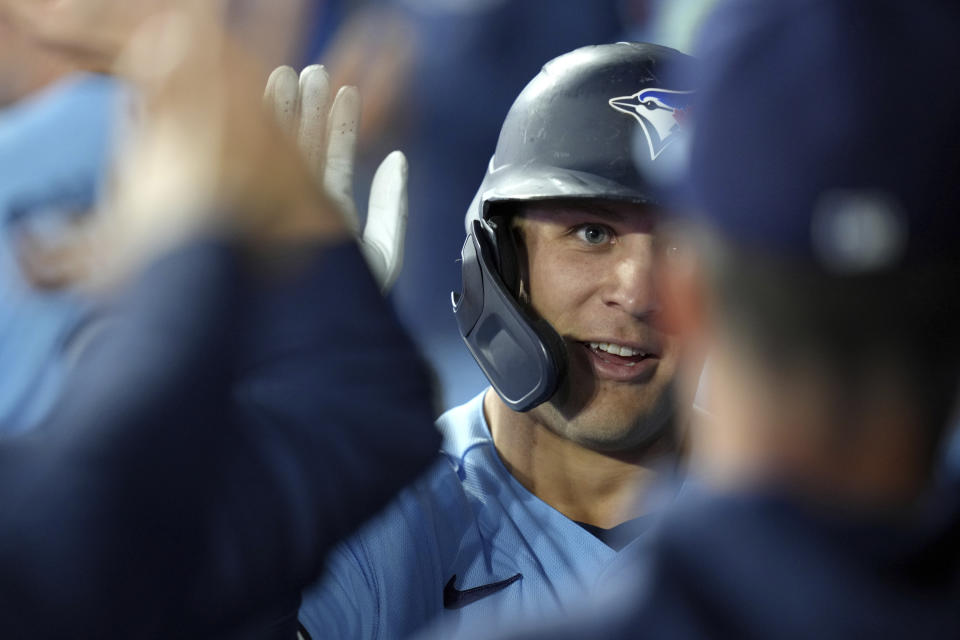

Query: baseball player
<box><xmin>0</xmin><ymin>4</ymin><xmax>441</xmax><ymax>637</ymax></box>
<box><xmin>489</xmin><ymin>0</ymin><xmax>960</xmax><ymax>637</ymax></box>
<box><xmin>298</xmin><ymin>42</ymin><xmax>699</xmax><ymax>639</ymax></box>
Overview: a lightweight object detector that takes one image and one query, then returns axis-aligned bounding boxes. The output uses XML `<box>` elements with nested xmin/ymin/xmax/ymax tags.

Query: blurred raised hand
<box><xmin>263</xmin><ymin>65</ymin><xmax>408</xmax><ymax>291</ymax></box>
<box><xmin>90</xmin><ymin>1</ymin><xmax>350</xmax><ymax>287</ymax></box>
<box><xmin>5</xmin><ymin>0</ymin><xmax>398</xmax><ymax>291</ymax></box>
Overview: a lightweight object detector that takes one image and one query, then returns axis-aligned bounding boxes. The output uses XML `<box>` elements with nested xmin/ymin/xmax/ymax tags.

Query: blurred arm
<box><xmin>0</xmin><ymin>236</ymin><xmax>439</xmax><ymax>637</ymax></box>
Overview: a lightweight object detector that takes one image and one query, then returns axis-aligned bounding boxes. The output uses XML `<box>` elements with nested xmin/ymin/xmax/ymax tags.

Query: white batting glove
<box><xmin>263</xmin><ymin>64</ymin><xmax>408</xmax><ymax>291</ymax></box>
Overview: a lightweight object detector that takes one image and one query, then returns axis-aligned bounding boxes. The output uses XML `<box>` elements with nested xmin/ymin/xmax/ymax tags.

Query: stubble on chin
<box><xmin>541</xmin><ymin>377</ymin><xmax>678</xmax><ymax>454</ymax></box>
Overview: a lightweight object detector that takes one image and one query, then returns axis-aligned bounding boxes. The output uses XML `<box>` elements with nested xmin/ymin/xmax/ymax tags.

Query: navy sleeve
<box><xmin>0</xmin><ymin>239</ymin><xmax>441</xmax><ymax>638</ymax></box>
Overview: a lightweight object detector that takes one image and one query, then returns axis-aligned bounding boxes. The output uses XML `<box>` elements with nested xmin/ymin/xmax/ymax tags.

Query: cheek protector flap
<box><xmin>452</xmin><ymin>220</ymin><xmax>566</xmax><ymax>411</ymax></box>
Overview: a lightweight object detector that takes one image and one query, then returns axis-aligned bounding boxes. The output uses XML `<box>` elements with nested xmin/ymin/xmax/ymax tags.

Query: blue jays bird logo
<box><xmin>608</xmin><ymin>88</ymin><xmax>694</xmax><ymax>161</ymax></box>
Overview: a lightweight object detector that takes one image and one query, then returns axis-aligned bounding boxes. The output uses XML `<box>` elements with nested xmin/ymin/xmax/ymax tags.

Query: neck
<box><xmin>484</xmin><ymin>390</ymin><xmax>671</xmax><ymax>528</ymax></box>
<box><xmin>697</xmin><ymin>350</ymin><xmax>933</xmax><ymax>508</ymax></box>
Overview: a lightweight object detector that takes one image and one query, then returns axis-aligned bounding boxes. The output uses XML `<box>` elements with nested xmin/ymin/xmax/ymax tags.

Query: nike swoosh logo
<box><xmin>443</xmin><ymin>573</ymin><xmax>523</xmax><ymax>609</ymax></box>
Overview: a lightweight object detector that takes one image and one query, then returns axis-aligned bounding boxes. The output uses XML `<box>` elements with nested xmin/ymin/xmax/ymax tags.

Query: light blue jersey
<box><xmin>0</xmin><ymin>73</ymin><xmax>120</xmax><ymax>434</ymax></box>
<box><xmin>298</xmin><ymin>390</ymin><xmax>650</xmax><ymax>639</ymax></box>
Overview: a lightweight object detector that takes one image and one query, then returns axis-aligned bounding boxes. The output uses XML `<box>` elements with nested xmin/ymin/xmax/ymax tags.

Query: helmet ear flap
<box><xmin>453</xmin><ymin>219</ymin><xmax>566</xmax><ymax>411</ymax></box>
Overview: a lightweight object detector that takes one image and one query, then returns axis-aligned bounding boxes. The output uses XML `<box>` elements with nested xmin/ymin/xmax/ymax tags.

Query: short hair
<box><xmin>694</xmin><ymin>227</ymin><xmax>960</xmax><ymax>453</ymax></box>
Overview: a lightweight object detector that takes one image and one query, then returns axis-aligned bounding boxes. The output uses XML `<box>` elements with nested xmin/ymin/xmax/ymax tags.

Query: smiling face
<box><xmin>509</xmin><ymin>199</ymin><xmax>680</xmax><ymax>452</ymax></box>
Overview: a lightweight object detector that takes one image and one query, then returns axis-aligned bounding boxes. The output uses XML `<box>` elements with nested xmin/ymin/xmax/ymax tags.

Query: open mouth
<box><xmin>579</xmin><ymin>341</ymin><xmax>659</xmax><ymax>382</ymax></box>
<box><xmin>585</xmin><ymin>341</ymin><xmax>651</xmax><ymax>366</ymax></box>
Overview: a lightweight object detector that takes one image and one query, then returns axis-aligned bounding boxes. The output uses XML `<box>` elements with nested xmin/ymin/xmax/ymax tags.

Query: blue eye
<box><xmin>576</xmin><ymin>224</ymin><xmax>611</xmax><ymax>245</ymax></box>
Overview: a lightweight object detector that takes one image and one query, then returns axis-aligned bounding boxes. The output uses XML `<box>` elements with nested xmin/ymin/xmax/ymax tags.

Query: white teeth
<box><xmin>588</xmin><ymin>342</ymin><xmax>646</xmax><ymax>357</ymax></box>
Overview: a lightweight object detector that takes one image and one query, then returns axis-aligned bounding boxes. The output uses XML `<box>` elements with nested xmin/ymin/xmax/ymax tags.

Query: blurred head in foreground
<box><xmin>660</xmin><ymin>0</ymin><xmax>960</xmax><ymax>505</ymax></box>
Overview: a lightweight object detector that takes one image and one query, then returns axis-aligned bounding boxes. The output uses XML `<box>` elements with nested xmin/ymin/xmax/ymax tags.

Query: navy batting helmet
<box><xmin>452</xmin><ymin>42</ymin><xmax>695</xmax><ymax>411</ymax></box>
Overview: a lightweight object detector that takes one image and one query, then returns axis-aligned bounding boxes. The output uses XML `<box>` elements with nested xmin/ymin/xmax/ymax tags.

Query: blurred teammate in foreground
<box><xmin>0</xmin><ymin>2</ymin><xmax>440</xmax><ymax>637</ymax></box>
<box><xmin>491</xmin><ymin>0</ymin><xmax>960</xmax><ymax>637</ymax></box>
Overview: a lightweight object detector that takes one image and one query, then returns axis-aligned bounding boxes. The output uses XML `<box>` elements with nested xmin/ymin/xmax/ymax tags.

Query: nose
<box><xmin>602</xmin><ymin>242</ymin><xmax>659</xmax><ymax>318</ymax></box>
